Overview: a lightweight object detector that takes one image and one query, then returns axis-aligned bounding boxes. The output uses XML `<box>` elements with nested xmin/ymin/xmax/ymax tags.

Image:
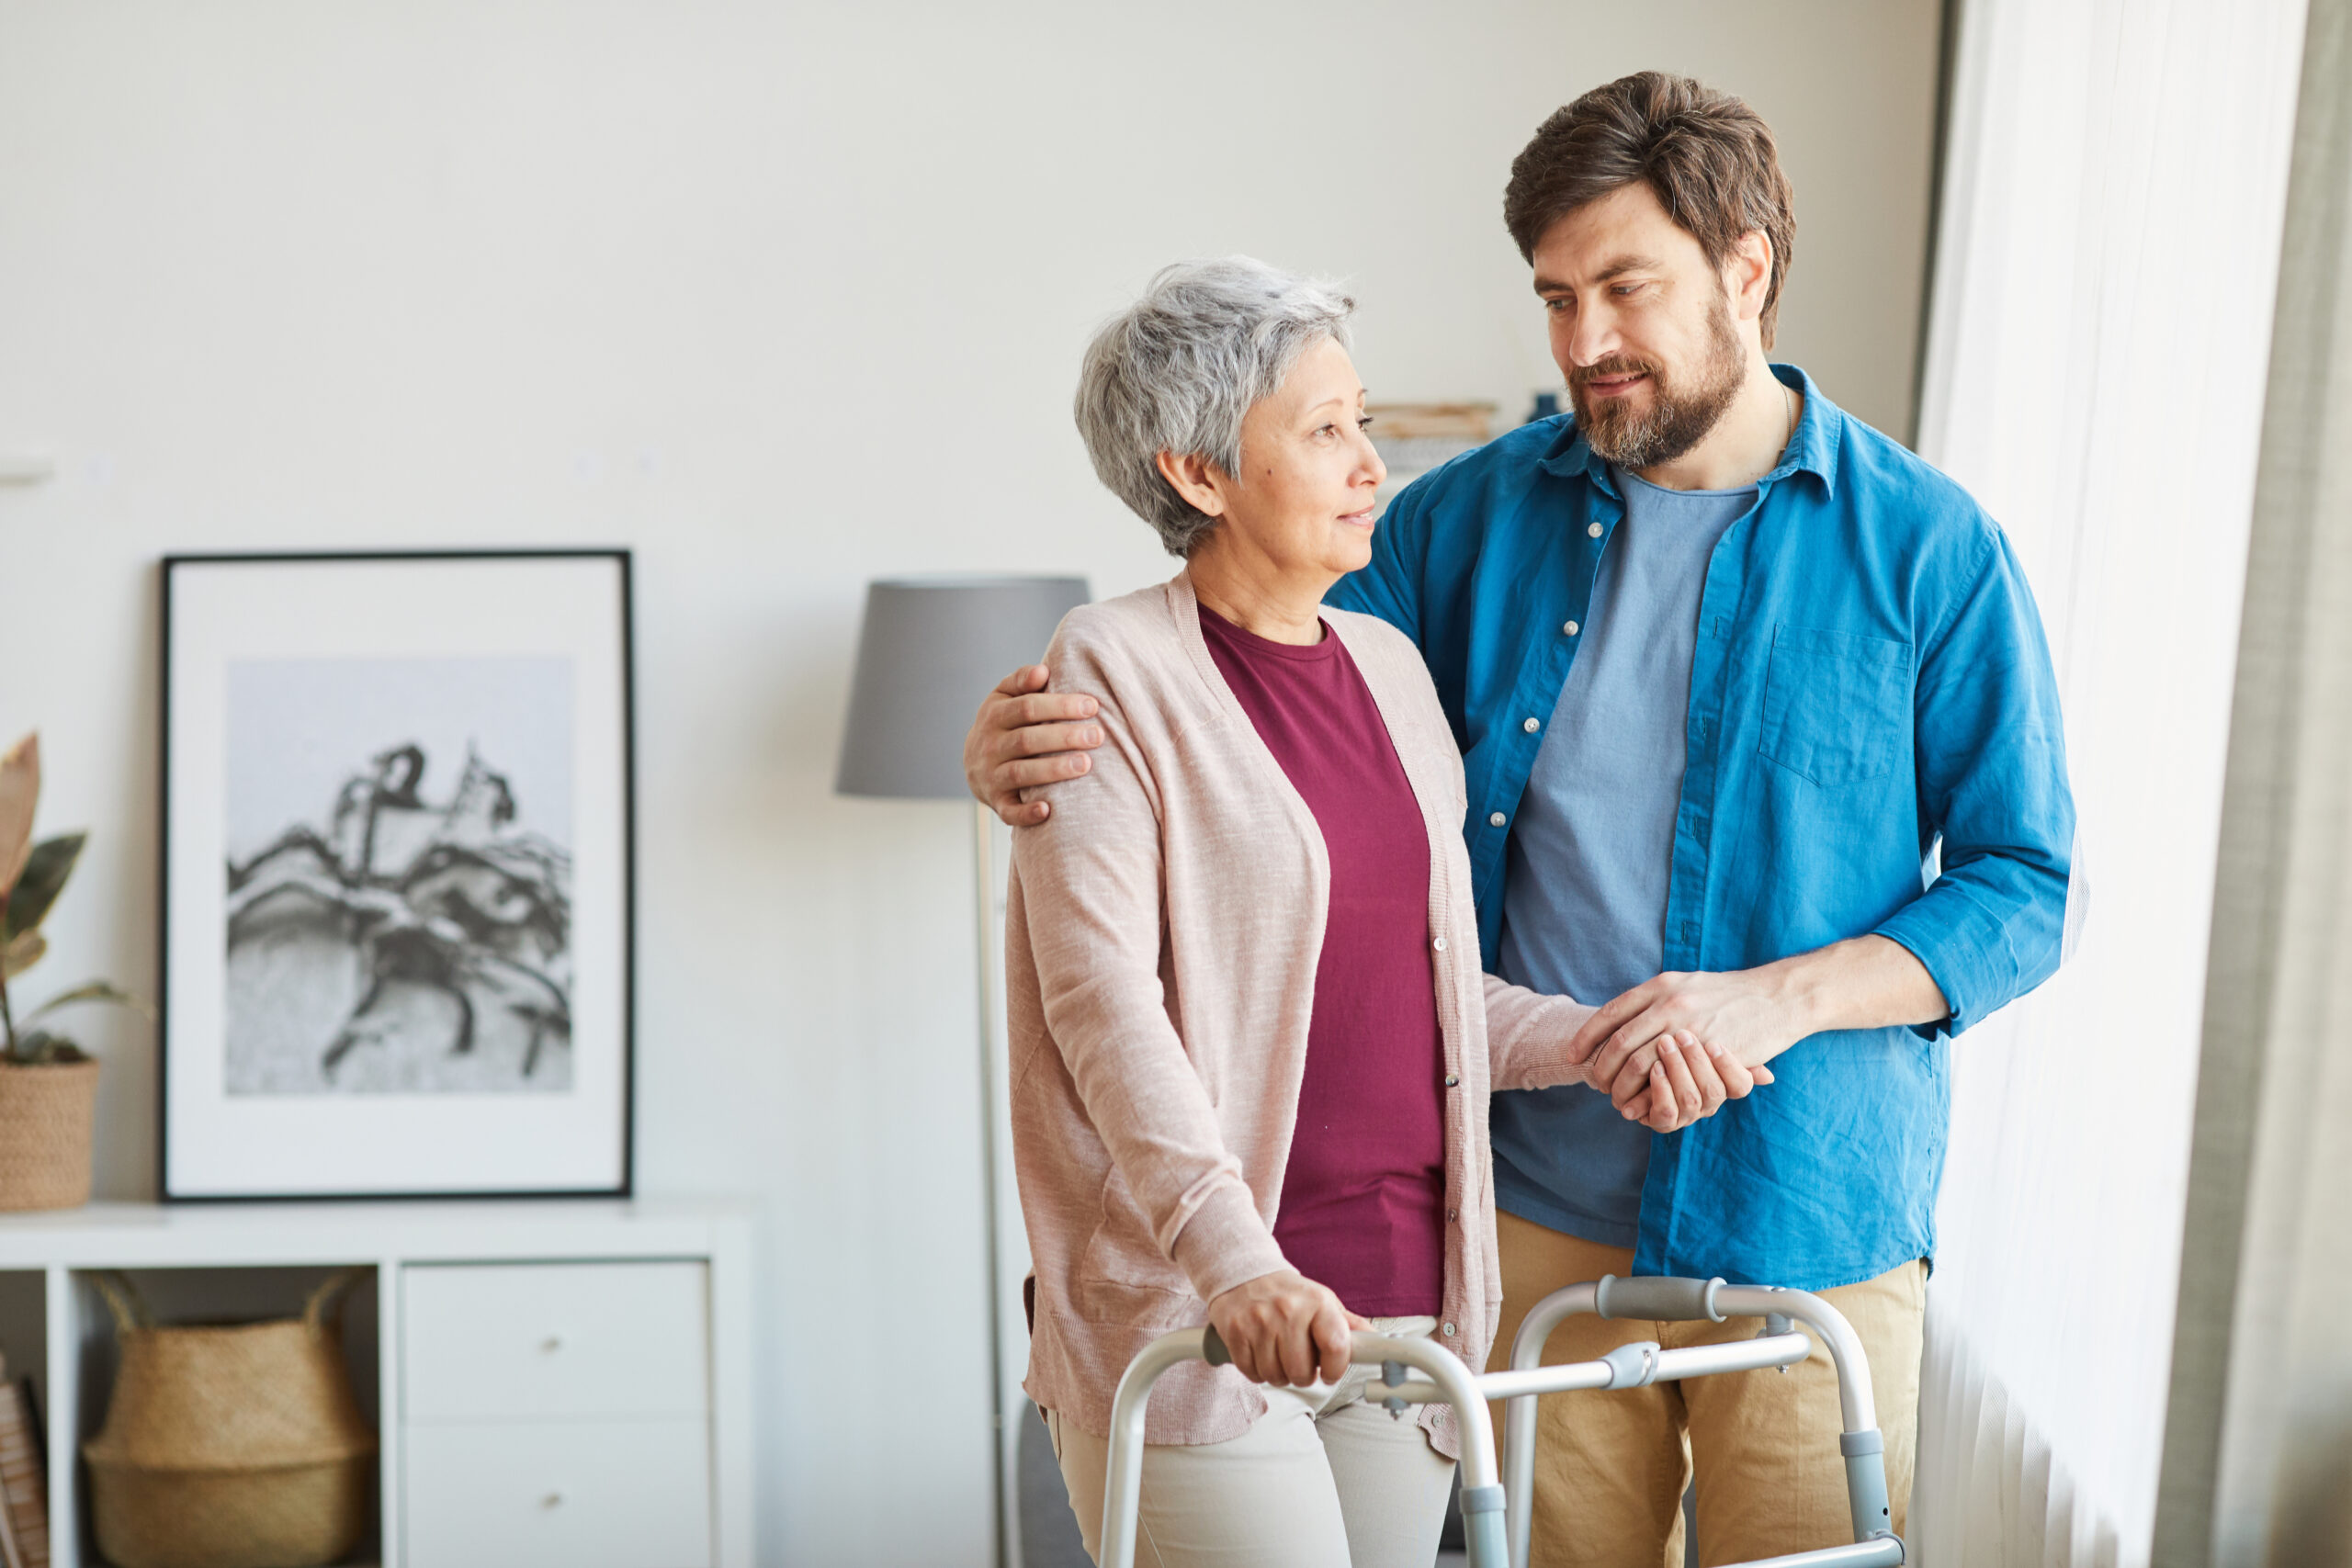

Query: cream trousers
<box><xmin>1046</xmin><ymin>1315</ymin><xmax>1457</xmax><ymax>1568</ymax></box>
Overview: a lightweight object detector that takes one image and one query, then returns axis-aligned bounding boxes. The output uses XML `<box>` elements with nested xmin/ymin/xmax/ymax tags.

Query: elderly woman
<box><xmin>1008</xmin><ymin>257</ymin><xmax>1766</xmax><ymax>1568</ymax></box>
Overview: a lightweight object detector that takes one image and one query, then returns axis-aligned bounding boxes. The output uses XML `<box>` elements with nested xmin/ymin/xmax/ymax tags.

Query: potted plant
<box><xmin>0</xmin><ymin>734</ymin><xmax>150</xmax><ymax>1211</ymax></box>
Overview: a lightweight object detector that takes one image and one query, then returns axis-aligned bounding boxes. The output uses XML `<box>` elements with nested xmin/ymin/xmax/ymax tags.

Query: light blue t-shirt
<box><xmin>1488</xmin><ymin>467</ymin><xmax>1757</xmax><ymax>1247</ymax></box>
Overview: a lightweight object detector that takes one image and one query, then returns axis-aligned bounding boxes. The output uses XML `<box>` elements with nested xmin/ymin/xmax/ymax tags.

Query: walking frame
<box><xmin>1100</xmin><ymin>1274</ymin><xmax>1905</xmax><ymax>1568</ymax></box>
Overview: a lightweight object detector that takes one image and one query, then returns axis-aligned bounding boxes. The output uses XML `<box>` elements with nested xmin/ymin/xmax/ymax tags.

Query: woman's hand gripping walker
<box><xmin>1100</xmin><ymin>1275</ymin><xmax>1905</xmax><ymax>1568</ymax></box>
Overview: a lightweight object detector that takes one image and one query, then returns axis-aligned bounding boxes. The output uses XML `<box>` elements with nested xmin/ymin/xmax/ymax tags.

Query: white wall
<box><xmin>0</xmin><ymin>5</ymin><xmax>1939</xmax><ymax>1560</ymax></box>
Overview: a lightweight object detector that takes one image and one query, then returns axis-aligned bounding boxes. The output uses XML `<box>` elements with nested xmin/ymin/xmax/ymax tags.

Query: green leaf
<box><xmin>1</xmin><ymin>930</ymin><xmax>45</xmax><ymax>979</ymax></box>
<box><xmin>20</xmin><ymin>980</ymin><xmax>153</xmax><ymax>1030</ymax></box>
<box><xmin>6</xmin><ymin>1030</ymin><xmax>86</xmax><ymax>1066</ymax></box>
<box><xmin>2</xmin><ymin>833</ymin><xmax>85</xmax><ymax>942</ymax></box>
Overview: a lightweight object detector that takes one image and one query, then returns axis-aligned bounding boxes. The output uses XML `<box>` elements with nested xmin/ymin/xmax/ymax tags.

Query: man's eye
<box><xmin>1612</xmin><ymin>283</ymin><xmax>1643</xmax><ymax>297</ymax></box>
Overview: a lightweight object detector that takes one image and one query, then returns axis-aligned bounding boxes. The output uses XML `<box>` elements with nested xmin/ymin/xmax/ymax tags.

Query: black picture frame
<box><xmin>159</xmin><ymin>548</ymin><xmax>635</xmax><ymax>1201</ymax></box>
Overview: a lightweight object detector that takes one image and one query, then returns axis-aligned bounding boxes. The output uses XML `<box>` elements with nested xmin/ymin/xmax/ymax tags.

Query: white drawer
<box><xmin>404</xmin><ymin>1261</ymin><xmax>708</xmax><ymax>1420</ymax></box>
<box><xmin>404</xmin><ymin>1416</ymin><xmax>713</xmax><ymax>1568</ymax></box>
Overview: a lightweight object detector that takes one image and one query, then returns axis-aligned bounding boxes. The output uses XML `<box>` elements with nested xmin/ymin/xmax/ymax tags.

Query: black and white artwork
<box><xmin>223</xmin><ymin>657</ymin><xmax>575</xmax><ymax>1095</ymax></box>
<box><xmin>163</xmin><ymin>551</ymin><xmax>633</xmax><ymax>1201</ymax></box>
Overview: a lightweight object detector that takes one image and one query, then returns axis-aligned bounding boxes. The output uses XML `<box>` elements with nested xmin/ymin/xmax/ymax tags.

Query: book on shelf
<box><xmin>0</xmin><ymin>1353</ymin><xmax>48</xmax><ymax>1568</ymax></box>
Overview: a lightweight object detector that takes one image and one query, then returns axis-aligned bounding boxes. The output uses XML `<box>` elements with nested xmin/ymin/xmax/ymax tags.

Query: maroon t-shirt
<box><xmin>1198</xmin><ymin>604</ymin><xmax>1447</xmax><ymax>1317</ymax></box>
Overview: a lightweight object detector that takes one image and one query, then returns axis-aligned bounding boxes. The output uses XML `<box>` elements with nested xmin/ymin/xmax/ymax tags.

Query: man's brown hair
<box><xmin>1504</xmin><ymin>72</ymin><xmax>1796</xmax><ymax>349</ymax></box>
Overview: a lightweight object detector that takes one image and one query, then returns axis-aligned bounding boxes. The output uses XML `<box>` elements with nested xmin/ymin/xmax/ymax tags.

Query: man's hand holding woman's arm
<box><xmin>965</xmin><ymin>664</ymin><xmax>1105</xmax><ymax>826</ymax></box>
<box><xmin>1485</xmin><ymin>976</ymin><xmax>1769</xmax><ymax>1134</ymax></box>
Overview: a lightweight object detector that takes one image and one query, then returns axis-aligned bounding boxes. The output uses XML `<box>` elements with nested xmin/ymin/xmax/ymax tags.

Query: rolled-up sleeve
<box><xmin>1010</xmin><ymin>628</ymin><xmax>1289</xmax><ymax>1304</ymax></box>
<box><xmin>1874</xmin><ymin>529</ymin><xmax>2075</xmax><ymax>1033</ymax></box>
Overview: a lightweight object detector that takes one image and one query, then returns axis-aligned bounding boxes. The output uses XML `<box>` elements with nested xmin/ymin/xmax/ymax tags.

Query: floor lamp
<box><xmin>834</xmin><ymin>574</ymin><xmax>1090</xmax><ymax>1568</ymax></box>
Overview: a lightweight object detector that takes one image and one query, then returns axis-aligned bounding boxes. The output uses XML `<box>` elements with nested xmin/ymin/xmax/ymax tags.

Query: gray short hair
<box><xmin>1073</xmin><ymin>257</ymin><xmax>1355</xmax><ymax>558</ymax></box>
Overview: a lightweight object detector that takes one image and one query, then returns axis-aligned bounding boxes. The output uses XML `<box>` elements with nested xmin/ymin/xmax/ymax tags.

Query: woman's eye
<box><xmin>1356</xmin><ymin>417</ymin><xmax>1374</xmax><ymax>432</ymax></box>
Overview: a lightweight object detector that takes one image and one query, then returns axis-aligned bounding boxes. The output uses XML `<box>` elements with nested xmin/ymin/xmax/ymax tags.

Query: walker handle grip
<box><xmin>1201</xmin><ymin>1325</ymin><xmax>1232</xmax><ymax>1367</ymax></box>
<box><xmin>1593</xmin><ymin>1274</ymin><xmax>1726</xmax><ymax>1323</ymax></box>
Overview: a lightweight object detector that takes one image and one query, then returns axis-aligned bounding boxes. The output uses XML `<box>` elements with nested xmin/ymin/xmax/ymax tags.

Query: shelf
<box><xmin>0</xmin><ymin>1198</ymin><xmax>755</xmax><ymax>1568</ymax></box>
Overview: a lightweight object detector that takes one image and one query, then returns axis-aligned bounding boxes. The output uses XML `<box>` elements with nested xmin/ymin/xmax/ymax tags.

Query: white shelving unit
<box><xmin>0</xmin><ymin>1199</ymin><xmax>753</xmax><ymax>1568</ymax></box>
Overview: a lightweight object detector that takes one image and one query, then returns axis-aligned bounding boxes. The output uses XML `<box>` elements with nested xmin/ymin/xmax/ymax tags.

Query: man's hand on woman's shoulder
<box><xmin>965</xmin><ymin>663</ymin><xmax>1107</xmax><ymax>826</ymax></box>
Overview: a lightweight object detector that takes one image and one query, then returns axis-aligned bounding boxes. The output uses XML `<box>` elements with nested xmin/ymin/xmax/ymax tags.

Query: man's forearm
<box><xmin>1769</xmin><ymin>933</ymin><xmax>1950</xmax><ymax>1036</ymax></box>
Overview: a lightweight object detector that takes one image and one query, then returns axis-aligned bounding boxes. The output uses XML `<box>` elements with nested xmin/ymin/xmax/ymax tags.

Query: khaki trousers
<box><xmin>1488</xmin><ymin>1213</ymin><xmax>1924</xmax><ymax>1568</ymax></box>
<box><xmin>1047</xmin><ymin>1315</ymin><xmax>1457</xmax><ymax>1568</ymax></box>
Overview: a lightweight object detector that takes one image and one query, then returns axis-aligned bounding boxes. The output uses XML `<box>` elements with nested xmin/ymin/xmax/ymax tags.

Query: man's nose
<box><xmin>1565</xmin><ymin>305</ymin><xmax>1621</xmax><ymax>370</ymax></box>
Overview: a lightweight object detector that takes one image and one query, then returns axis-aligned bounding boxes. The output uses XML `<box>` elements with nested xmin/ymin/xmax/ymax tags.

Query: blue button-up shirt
<box><xmin>1327</xmin><ymin>367</ymin><xmax>2074</xmax><ymax>1291</ymax></box>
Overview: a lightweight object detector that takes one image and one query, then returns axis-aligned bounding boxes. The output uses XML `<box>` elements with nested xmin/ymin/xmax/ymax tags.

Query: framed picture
<box><xmin>161</xmin><ymin>550</ymin><xmax>634</xmax><ymax>1200</ymax></box>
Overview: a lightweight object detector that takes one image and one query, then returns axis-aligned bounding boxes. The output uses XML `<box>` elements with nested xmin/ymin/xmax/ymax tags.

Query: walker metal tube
<box><xmin>1719</xmin><ymin>1541</ymin><xmax>1905</xmax><ymax>1568</ymax></box>
<box><xmin>1099</xmin><ymin>1328</ymin><xmax>1216</xmax><ymax>1568</ymax></box>
<box><xmin>1712</xmin><ymin>1284</ymin><xmax>1894</xmax><ymax>1550</ymax></box>
<box><xmin>1388</xmin><ymin>1331</ymin><xmax>1807</xmax><ymax>1407</ymax></box>
<box><xmin>1098</xmin><ymin>1325</ymin><xmax>1510</xmax><ymax>1568</ymax></box>
<box><xmin>1502</xmin><ymin>1279</ymin><xmax>1903</xmax><ymax>1568</ymax></box>
<box><xmin>1503</xmin><ymin>1282</ymin><xmax>1596</xmax><ymax>1568</ymax></box>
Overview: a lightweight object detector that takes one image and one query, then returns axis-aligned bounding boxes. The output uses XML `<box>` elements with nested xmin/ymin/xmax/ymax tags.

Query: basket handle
<box><xmin>89</xmin><ymin>1270</ymin><xmax>150</xmax><ymax>1335</ymax></box>
<box><xmin>302</xmin><ymin>1268</ymin><xmax>368</xmax><ymax>1337</ymax></box>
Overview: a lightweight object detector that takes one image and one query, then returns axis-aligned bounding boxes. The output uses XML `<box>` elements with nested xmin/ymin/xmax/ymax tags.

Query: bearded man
<box><xmin>965</xmin><ymin>72</ymin><xmax>2073</xmax><ymax>1567</ymax></box>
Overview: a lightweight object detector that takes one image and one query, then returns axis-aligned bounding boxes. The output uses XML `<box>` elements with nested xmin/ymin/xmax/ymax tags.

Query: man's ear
<box><xmin>1724</xmin><ymin>231</ymin><xmax>1774</xmax><ymax>325</ymax></box>
<box><xmin>1155</xmin><ymin>450</ymin><xmax>1227</xmax><ymax>517</ymax></box>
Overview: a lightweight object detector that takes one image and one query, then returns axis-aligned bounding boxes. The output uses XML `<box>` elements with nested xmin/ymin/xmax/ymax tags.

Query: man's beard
<box><xmin>1568</xmin><ymin>291</ymin><xmax>1746</xmax><ymax>470</ymax></box>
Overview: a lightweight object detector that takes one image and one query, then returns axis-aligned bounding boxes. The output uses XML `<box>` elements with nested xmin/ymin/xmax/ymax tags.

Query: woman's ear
<box><xmin>1155</xmin><ymin>450</ymin><xmax>1227</xmax><ymax>518</ymax></box>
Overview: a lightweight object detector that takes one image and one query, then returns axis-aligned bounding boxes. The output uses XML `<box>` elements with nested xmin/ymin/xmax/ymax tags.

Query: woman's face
<box><xmin>1178</xmin><ymin>338</ymin><xmax>1386</xmax><ymax>582</ymax></box>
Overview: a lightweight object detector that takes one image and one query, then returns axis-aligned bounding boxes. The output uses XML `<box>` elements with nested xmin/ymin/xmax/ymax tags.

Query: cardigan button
<box><xmin>1431</xmin><ymin>935</ymin><xmax>1448</xmax><ymax>953</ymax></box>
<box><xmin>1444</xmin><ymin>1074</ymin><xmax>1460</xmax><ymax>1088</ymax></box>
<box><xmin>1442</xmin><ymin>1323</ymin><xmax>1457</xmax><ymax>1337</ymax></box>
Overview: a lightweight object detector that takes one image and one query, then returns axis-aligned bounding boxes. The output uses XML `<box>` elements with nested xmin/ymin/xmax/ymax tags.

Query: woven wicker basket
<box><xmin>0</xmin><ymin>1057</ymin><xmax>97</xmax><ymax>1211</ymax></box>
<box><xmin>84</xmin><ymin>1270</ymin><xmax>377</xmax><ymax>1568</ymax></box>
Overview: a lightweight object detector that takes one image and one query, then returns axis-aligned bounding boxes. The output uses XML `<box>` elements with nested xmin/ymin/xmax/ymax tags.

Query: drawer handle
<box><xmin>542</xmin><ymin>1491</ymin><xmax>564</xmax><ymax>1509</ymax></box>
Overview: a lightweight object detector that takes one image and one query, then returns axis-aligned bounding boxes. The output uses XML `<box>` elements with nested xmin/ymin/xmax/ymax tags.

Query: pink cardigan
<box><xmin>1006</xmin><ymin>573</ymin><xmax>1595</xmax><ymax>1455</ymax></box>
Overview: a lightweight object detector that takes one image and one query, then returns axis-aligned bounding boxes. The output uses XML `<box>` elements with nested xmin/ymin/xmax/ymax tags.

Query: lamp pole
<box><xmin>974</xmin><ymin>799</ymin><xmax>1012</xmax><ymax>1568</ymax></box>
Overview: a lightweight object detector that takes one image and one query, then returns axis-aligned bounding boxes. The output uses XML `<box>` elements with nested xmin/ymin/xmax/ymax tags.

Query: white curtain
<box><xmin>1909</xmin><ymin>1</ymin><xmax>2308</xmax><ymax>1562</ymax></box>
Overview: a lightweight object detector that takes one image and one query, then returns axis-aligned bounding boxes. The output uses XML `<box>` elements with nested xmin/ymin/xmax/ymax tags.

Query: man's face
<box><xmin>1531</xmin><ymin>181</ymin><xmax>1752</xmax><ymax>469</ymax></box>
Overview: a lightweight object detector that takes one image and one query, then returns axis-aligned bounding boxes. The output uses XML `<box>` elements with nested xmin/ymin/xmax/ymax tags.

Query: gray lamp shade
<box><xmin>834</xmin><ymin>574</ymin><xmax>1092</xmax><ymax>799</ymax></box>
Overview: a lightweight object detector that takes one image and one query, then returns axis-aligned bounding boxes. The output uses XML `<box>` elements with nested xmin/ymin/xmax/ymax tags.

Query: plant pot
<box><xmin>0</xmin><ymin>1056</ymin><xmax>97</xmax><ymax>1210</ymax></box>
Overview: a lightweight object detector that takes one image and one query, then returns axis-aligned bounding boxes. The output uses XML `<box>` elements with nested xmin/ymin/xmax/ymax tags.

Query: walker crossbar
<box><xmin>1098</xmin><ymin>1277</ymin><xmax>1905</xmax><ymax>1568</ymax></box>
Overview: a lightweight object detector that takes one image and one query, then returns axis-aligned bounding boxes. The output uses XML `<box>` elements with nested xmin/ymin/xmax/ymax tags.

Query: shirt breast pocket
<box><xmin>1758</xmin><ymin>624</ymin><xmax>1912</xmax><ymax>786</ymax></box>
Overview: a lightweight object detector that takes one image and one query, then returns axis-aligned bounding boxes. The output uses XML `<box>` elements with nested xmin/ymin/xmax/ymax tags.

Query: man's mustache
<box><xmin>1571</xmin><ymin>356</ymin><xmax>1659</xmax><ymax>389</ymax></box>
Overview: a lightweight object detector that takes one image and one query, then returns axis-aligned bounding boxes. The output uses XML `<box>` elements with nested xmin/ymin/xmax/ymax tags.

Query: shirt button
<box><xmin>1431</xmin><ymin>935</ymin><xmax>1448</xmax><ymax>953</ymax></box>
<box><xmin>1587</xmin><ymin>522</ymin><xmax>1604</xmax><ymax>538</ymax></box>
<box><xmin>1444</xmin><ymin>1074</ymin><xmax>1460</xmax><ymax>1088</ymax></box>
<box><xmin>1442</xmin><ymin>1323</ymin><xmax>1457</xmax><ymax>1337</ymax></box>
<box><xmin>1488</xmin><ymin>811</ymin><xmax>1507</xmax><ymax>828</ymax></box>
<box><xmin>1564</xmin><ymin>621</ymin><xmax>1580</xmax><ymax>637</ymax></box>
<box><xmin>1522</xmin><ymin>717</ymin><xmax>1541</xmax><ymax>733</ymax></box>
